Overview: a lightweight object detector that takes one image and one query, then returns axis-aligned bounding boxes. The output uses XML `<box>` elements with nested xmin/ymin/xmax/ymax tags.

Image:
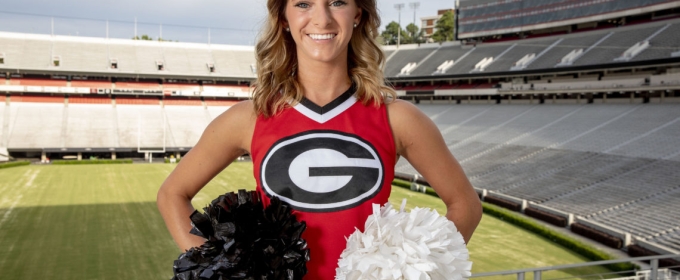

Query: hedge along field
<box><xmin>0</xmin><ymin>160</ymin><xmax>30</xmax><ymax>169</ymax></box>
<box><xmin>0</xmin><ymin>163</ymin><xmax>611</xmax><ymax>279</ymax></box>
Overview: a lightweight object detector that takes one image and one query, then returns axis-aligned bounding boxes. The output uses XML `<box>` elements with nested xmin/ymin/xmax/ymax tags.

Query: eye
<box><xmin>294</xmin><ymin>2</ymin><xmax>310</xmax><ymax>8</ymax></box>
<box><xmin>330</xmin><ymin>0</ymin><xmax>347</xmax><ymax>7</ymax></box>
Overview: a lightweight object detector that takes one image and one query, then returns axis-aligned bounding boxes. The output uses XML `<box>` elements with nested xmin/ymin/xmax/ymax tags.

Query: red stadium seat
<box><xmin>10</xmin><ymin>95</ymin><xmax>64</xmax><ymax>103</ymax></box>
<box><xmin>69</xmin><ymin>96</ymin><xmax>112</xmax><ymax>104</ymax></box>
<box><xmin>476</xmin><ymin>83</ymin><xmax>494</xmax><ymax>89</ymax></box>
<box><xmin>115</xmin><ymin>97</ymin><xmax>160</xmax><ymax>105</ymax></box>
<box><xmin>114</xmin><ymin>82</ymin><xmax>162</xmax><ymax>90</ymax></box>
<box><xmin>204</xmin><ymin>100</ymin><xmax>239</xmax><ymax>107</ymax></box>
<box><xmin>71</xmin><ymin>80</ymin><xmax>112</xmax><ymax>88</ymax></box>
<box><xmin>163</xmin><ymin>98</ymin><xmax>203</xmax><ymax>106</ymax></box>
<box><xmin>10</xmin><ymin>78</ymin><xmax>67</xmax><ymax>87</ymax></box>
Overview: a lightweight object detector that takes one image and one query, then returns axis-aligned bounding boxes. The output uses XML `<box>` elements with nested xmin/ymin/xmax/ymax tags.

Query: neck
<box><xmin>296</xmin><ymin>55</ymin><xmax>352</xmax><ymax>107</ymax></box>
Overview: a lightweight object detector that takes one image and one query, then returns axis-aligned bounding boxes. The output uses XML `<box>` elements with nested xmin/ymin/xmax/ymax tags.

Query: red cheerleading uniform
<box><xmin>251</xmin><ymin>86</ymin><xmax>395</xmax><ymax>279</ymax></box>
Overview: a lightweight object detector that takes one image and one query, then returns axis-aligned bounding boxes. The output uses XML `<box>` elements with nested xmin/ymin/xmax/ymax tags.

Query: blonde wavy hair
<box><xmin>252</xmin><ymin>0</ymin><xmax>396</xmax><ymax>118</ymax></box>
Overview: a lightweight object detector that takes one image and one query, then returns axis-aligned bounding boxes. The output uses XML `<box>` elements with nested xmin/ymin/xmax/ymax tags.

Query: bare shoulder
<box><xmin>214</xmin><ymin>100</ymin><xmax>256</xmax><ymax>122</ymax></box>
<box><xmin>385</xmin><ymin>98</ymin><xmax>422</xmax><ymax>118</ymax></box>
<box><xmin>204</xmin><ymin>100</ymin><xmax>257</xmax><ymax>153</ymax></box>
<box><xmin>211</xmin><ymin>100</ymin><xmax>256</xmax><ymax>129</ymax></box>
<box><xmin>385</xmin><ymin>99</ymin><xmax>434</xmax><ymax>154</ymax></box>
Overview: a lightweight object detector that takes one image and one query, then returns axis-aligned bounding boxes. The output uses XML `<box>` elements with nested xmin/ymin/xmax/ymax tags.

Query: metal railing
<box><xmin>470</xmin><ymin>254</ymin><xmax>680</xmax><ymax>280</ymax></box>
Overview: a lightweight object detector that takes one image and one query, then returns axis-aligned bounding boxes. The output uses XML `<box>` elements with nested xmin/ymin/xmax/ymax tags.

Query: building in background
<box><xmin>420</xmin><ymin>8</ymin><xmax>455</xmax><ymax>42</ymax></box>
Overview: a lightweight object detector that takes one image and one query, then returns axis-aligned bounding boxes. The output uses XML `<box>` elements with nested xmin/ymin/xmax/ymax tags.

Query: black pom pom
<box><xmin>171</xmin><ymin>190</ymin><xmax>309</xmax><ymax>280</ymax></box>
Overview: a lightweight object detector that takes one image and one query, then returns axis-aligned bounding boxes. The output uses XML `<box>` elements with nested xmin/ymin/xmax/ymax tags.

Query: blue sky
<box><xmin>0</xmin><ymin>0</ymin><xmax>455</xmax><ymax>45</ymax></box>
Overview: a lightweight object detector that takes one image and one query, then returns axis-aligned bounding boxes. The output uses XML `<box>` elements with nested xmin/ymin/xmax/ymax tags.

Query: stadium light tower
<box><xmin>410</xmin><ymin>2</ymin><xmax>420</xmax><ymax>29</ymax></box>
<box><xmin>408</xmin><ymin>2</ymin><xmax>420</xmax><ymax>43</ymax></box>
<box><xmin>394</xmin><ymin>3</ymin><xmax>405</xmax><ymax>47</ymax></box>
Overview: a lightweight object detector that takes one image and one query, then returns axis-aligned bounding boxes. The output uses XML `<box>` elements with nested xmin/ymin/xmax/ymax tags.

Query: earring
<box><xmin>285</xmin><ymin>27</ymin><xmax>290</xmax><ymax>32</ymax></box>
<box><xmin>353</xmin><ymin>23</ymin><xmax>357</xmax><ymax>28</ymax></box>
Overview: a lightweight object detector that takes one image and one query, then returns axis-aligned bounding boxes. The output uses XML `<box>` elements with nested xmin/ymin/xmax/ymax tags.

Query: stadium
<box><xmin>1</xmin><ymin>0</ymin><xmax>680</xmax><ymax>279</ymax></box>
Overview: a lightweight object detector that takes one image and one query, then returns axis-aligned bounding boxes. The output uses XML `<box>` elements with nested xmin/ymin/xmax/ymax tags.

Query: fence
<box><xmin>471</xmin><ymin>254</ymin><xmax>680</xmax><ymax>280</ymax></box>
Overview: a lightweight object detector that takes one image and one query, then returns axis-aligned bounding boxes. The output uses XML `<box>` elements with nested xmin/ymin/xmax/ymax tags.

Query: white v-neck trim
<box><xmin>293</xmin><ymin>95</ymin><xmax>357</xmax><ymax>124</ymax></box>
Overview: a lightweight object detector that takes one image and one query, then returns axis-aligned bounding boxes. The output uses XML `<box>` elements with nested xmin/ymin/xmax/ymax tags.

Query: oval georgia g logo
<box><xmin>260</xmin><ymin>130</ymin><xmax>384</xmax><ymax>212</ymax></box>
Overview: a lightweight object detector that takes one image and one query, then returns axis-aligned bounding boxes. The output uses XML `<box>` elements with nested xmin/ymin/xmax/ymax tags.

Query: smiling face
<box><xmin>284</xmin><ymin>0</ymin><xmax>361</xmax><ymax>65</ymax></box>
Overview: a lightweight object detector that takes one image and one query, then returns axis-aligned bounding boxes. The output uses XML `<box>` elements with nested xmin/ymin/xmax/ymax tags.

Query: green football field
<box><xmin>0</xmin><ymin>163</ymin><xmax>612</xmax><ymax>279</ymax></box>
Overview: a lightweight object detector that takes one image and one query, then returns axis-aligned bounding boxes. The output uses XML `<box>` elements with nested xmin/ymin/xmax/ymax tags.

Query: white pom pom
<box><xmin>336</xmin><ymin>201</ymin><xmax>472</xmax><ymax>280</ymax></box>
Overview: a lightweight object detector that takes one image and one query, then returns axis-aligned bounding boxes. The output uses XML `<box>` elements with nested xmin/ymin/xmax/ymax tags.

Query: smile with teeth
<box><xmin>308</xmin><ymin>33</ymin><xmax>336</xmax><ymax>40</ymax></box>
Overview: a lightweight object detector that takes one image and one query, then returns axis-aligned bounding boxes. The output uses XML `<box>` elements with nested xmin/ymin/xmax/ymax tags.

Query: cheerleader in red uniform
<box><xmin>157</xmin><ymin>0</ymin><xmax>482</xmax><ymax>279</ymax></box>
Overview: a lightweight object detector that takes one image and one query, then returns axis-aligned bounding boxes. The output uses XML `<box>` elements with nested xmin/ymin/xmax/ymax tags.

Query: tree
<box><xmin>380</xmin><ymin>21</ymin><xmax>401</xmax><ymax>45</ymax></box>
<box><xmin>132</xmin><ymin>34</ymin><xmax>175</xmax><ymax>42</ymax></box>
<box><xmin>380</xmin><ymin>21</ymin><xmax>424</xmax><ymax>45</ymax></box>
<box><xmin>405</xmin><ymin>23</ymin><xmax>425</xmax><ymax>44</ymax></box>
<box><xmin>132</xmin><ymin>34</ymin><xmax>154</xmax><ymax>40</ymax></box>
<box><xmin>431</xmin><ymin>11</ymin><xmax>455</xmax><ymax>43</ymax></box>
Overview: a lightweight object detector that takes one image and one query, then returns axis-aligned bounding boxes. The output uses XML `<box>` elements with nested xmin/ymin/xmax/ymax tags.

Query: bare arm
<box><xmin>157</xmin><ymin>101</ymin><xmax>256</xmax><ymax>251</ymax></box>
<box><xmin>388</xmin><ymin>100</ymin><xmax>482</xmax><ymax>244</ymax></box>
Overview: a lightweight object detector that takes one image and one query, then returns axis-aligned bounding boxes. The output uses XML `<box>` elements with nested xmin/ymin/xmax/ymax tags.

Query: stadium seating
<box><xmin>114</xmin><ymin>81</ymin><xmax>161</xmax><ymax>90</ymax></box>
<box><xmin>6</xmin><ymin>102</ymin><xmax>64</xmax><ymax>148</ymax></box>
<box><xmin>448</xmin><ymin>45</ymin><xmax>510</xmax><ymax>74</ymax></box>
<box><xmin>134</xmin><ymin>46</ymin><xmax>166</xmax><ymax>73</ymax></box>
<box><xmin>206</xmin><ymin>106</ymin><xmax>232</xmax><ymax>120</ymax></box>
<box><xmin>211</xmin><ymin>49</ymin><xmax>257</xmax><ymax>77</ymax></box>
<box><xmin>484</xmin><ymin>40</ymin><xmax>558</xmax><ymax>72</ymax></box>
<box><xmin>9</xmin><ymin>78</ymin><xmax>67</xmax><ymax>87</ymax></box>
<box><xmin>634</xmin><ymin>23</ymin><xmax>680</xmax><ymax>61</ymax></box>
<box><xmin>18</xmin><ymin>38</ymin><xmax>52</xmax><ymax>69</ymax></box>
<box><xmin>573</xmin><ymin>25</ymin><xmax>662</xmax><ymax>66</ymax></box>
<box><xmin>162</xmin><ymin>105</ymin><xmax>211</xmax><ymax>146</ymax></box>
<box><xmin>52</xmin><ymin>41</ymin><xmax>109</xmax><ymax>71</ymax></box>
<box><xmin>161</xmin><ymin>47</ymin><xmax>192</xmax><ymax>74</ymax></box>
<box><xmin>2</xmin><ymin>97</ymin><xmax>238</xmax><ymax>149</ymax></box>
<box><xmin>526</xmin><ymin>33</ymin><xmax>606</xmax><ymax>70</ymax></box>
<box><xmin>9</xmin><ymin>95</ymin><xmax>64</xmax><ymax>103</ymax></box>
<box><xmin>107</xmin><ymin>44</ymin><xmax>138</xmax><ymax>72</ymax></box>
<box><xmin>394</xmin><ymin>103</ymin><xmax>680</xmax><ymax>251</ymax></box>
<box><xmin>404</xmin><ymin>45</ymin><xmax>469</xmax><ymax>76</ymax></box>
<box><xmin>163</xmin><ymin>98</ymin><xmax>202</xmax><ymax>106</ymax></box>
<box><xmin>383</xmin><ymin>20</ymin><xmax>679</xmax><ymax>78</ymax></box>
<box><xmin>70</xmin><ymin>80</ymin><xmax>112</xmax><ymax>88</ymax></box>
<box><xmin>115</xmin><ymin>96</ymin><xmax>159</xmax><ymax>105</ymax></box>
<box><xmin>0</xmin><ymin>32</ymin><xmax>257</xmax><ymax>80</ymax></box>
<box><xmin>115</xmin><ymin>104</ymin><xmax>165</xmax><ymax>148</ymax></box>
<box><xmin>204</xmin><ymin>99</ymin><xmax>238</xmax><ymax>107</ymax></box>
<box><xmin>68</xmin><ymin>96</ymin><xmax>111</xmax><ymax>104</ymax></box>
<box><xmin>1</xmin><ymin>20</ymin><xmax>678</xmax><ymax>87</ymax></box>
<box><xmin>384</xmin><ymin>45</ymin><xmax>439</xmax><ymax>77</ymax></box>
<box><xmin>457</xmin><ymin>0</ymin><xmax>678</xmax><ymax>38</ymax></box>
<box><xmin>64</xmin><ymin>104</ymin><xmax>118</xmax><ymax>148</ymax></box>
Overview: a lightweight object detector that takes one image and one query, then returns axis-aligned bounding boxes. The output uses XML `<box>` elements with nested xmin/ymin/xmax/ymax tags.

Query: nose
<box><xmin>311</xmin><ymin>4</ymin><xmax>332</xmax><ymax>27</ymax></box>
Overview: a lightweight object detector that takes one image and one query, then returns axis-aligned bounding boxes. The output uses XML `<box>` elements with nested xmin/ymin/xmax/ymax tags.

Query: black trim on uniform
<box><xmin>299</xmin><ymin>83</ymin><xmax>356</xmax><ymax>115</ymax></box>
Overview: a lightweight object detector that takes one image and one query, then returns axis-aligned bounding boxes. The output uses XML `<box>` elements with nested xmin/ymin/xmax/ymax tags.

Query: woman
<box><xmin>157</xmin><ymin>0</ymin><xmax>482</xmax><ymax>278</ymax></box>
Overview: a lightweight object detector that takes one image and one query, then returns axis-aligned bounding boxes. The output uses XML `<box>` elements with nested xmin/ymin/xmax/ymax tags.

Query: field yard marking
<box><xmin>0</xmin><ymin>194</ymin><xmax>22</xmax><ymax>228</ymax></box>
<box><xmin>23</xmin><ymin>169</ymin><xmax>40</xmax><ymax>188</ymax></box>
